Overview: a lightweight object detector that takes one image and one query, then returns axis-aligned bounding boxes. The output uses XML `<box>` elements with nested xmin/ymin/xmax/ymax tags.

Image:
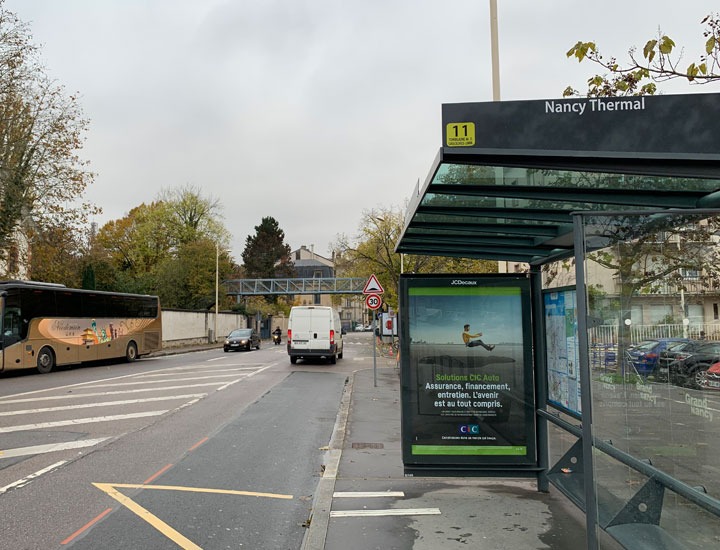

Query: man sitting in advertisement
<box><xmin>462</xmin><ymin>324</ymin><xmax>495</xmax><ymax>351</ymax></box>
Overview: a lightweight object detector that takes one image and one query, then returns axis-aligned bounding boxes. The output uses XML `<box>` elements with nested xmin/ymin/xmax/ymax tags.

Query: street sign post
<box><xmin>363</xmin><ymin>276</ymin><xmax>384</xmax><ymax>388</ymax></box>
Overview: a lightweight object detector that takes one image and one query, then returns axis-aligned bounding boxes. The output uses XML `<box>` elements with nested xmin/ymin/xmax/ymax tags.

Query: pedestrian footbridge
<box><xmin>224</xmin><ymin>277</ymin><xmax>367</xmax><ymax>296</ymax></box>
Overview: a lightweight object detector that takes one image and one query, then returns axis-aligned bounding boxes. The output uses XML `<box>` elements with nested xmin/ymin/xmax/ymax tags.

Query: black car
<box><xmin>654</xmin><ymin>340</ymin><xmax>704</xmax><ymax>381</ymax></box>
<box><xmin>668</xmin><ymin>341</ymin><xmax>720</xmax><ymax>389</ymax></box>
<box><xmin>224</xmin><ymin>329</ymin><xmax>260</xmax><ymax>352</ymax></box>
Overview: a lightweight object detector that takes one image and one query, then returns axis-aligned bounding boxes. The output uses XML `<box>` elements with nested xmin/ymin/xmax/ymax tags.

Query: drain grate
<box><xmin>351</xmin><ymin>442</ymin><xmax>384</xmax><ymax>449</ymax></box>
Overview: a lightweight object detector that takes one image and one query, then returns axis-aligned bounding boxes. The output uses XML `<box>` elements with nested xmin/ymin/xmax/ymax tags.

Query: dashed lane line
<box><xmin>0</xmin><ymin>460</ymin><xmax>67</xmax><ymax>494</ymax></box>
<box><xmin>0</xmin><ymin>410</ymin><xmax>169</xmax><ymax>434</ymax></box>
<box><xmin>0</xmin><ymin>438</ymin><xmax>111</xmax><ymax>459</ymax></box>
<box><xmin>0</xmin><ymin>395</ymin><xmax>207</xmax><ymax>416</ymax></box>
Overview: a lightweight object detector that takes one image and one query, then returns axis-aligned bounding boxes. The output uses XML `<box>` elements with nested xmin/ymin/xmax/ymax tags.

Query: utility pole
<box><xmin>215</xmin><ymin>242</ymin><xmax>219</xmax><ymax>343</ymax></box>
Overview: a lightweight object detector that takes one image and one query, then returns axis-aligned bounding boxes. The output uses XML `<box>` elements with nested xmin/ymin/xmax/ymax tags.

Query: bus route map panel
<box><xmin>544</xmin><ymin>288</ymin><xmax>581</xmax><ymax>417</ymax></box>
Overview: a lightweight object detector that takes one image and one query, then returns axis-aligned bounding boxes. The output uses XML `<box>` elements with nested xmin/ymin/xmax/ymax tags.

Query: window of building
<box><xmin>650</xmin><ymin>304</ymin><xmax>673</xmax><ymax>324</ymax></box>
<box><xmin>714</xmin><ymin>303</ymin><xmax>719</xmax><ymax>320</ymax></box>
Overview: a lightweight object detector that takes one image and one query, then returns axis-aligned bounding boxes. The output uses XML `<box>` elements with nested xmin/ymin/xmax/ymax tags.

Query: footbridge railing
<box><xmin>224</xmin><ymin>277</ymin><xmax>367</xmax><ymax>296</ymax></box>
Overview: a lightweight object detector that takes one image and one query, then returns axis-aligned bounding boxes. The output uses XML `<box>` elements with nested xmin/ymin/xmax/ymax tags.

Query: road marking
<box><xmin>0</xmin><ymin>410</ymin><xmax>168</xmax><ymax>433</ymax></box>
<box><xmin>84</xmin><ymin>373</ymin><xmax>248</xmax><ymax>388</ymax></box>
<box><xmin>247</xmin><ymin>365</ymin><xmax>274</xmax><ymax>378</ymax></box>
<box><xmin>143</xmin><ymin>464</ymin><xmax>173</xmax><ymax>484</ymax></box>
<box><xmin>0</xmin><ymin>438</ymin><xmax>111</xmax><ymax>459</ymax></box>
<box><xmin>61</xmin><ymin>508</ymin><xmax>113</xmax><ymax>545</ymax></box>
<box><xmin>0</xmin><ymin>395</ymin><xmax>207</xmax><ymax>416</ymax></box>
<box><xmin>135</xmin><ymin>367</ymin><xmax>262</xmax><ymax>377</ymax></box>
<box><xmin>329</xmin><ymin>508</ymin><xmax>441</xmax><ymax>518</ymax></box>
<box><xmin>333</xmin><ymin>491</ymin><xmax>405</xmax><ymax>498</ymax></box>
<box><xmin>217</xmin><ymin>379</ymin><xmax>243</xmax><ymax>391</ymax></box>
<box><xmin>0</xmin><ymin>383</ymin><xmax>231</xmax><ymax>405</ymax></box>
<box><xmin>101</xmin><ymin>483</ymin><xmax>294</xmax><ymax>499</ymax></box>
<box><xmin>0</xmin><ymin>460</ymin><xmax>67</xmax><ymax>494</ymax></box>
<box><xmin>93</xmin><ymin>483</ymin><xmax>202</xmax><ymax>550</ymax></box>
<box><xmin>188</xmin><ymin>437</ymin><xmax>208</xmax><ymax>451</ymax></box>
<box><xmin>0</xmin><ymin>360</ymin><xmax>252</xmax><ymax>402</ymax></box>
<box><xmin>207</xmin><ymin>357</ymin><xmax>226</xmax><ymax>362</ymax></box>
<box><xmin>92</xmin><ymin>483</ymin><xmax>294</xmax><ymax>550</ymax></box>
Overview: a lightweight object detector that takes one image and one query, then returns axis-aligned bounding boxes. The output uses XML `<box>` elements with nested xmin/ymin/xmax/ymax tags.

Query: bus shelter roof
<box><xmin>395</xmin><ymin>93</ymin><xmax>720</xmax><ymax>267</ymax></box>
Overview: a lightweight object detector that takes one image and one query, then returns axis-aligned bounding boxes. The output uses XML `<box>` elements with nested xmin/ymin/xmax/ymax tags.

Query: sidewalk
<box><xmin>309</xmin><ymin>359</ymin><xmax>594</xmax><ymax>550</ymax></box>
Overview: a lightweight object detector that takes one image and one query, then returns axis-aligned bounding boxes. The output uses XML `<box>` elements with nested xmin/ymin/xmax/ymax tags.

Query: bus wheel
<box><xmin>125</xmin><ymin>342</ymin><xmax>138</xmax><ymax>362</ymax></box>
<box><xmin>37</xmin><ymin>347</ymin><xmax>55</xmax><ymax>374</ymax></box>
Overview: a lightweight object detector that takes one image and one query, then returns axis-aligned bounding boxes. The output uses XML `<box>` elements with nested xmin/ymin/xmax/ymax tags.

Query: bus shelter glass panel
<box><xmin>582</xmin><ymin>212</ymin><xmax>720</xmax><ymax>549</ymax></box>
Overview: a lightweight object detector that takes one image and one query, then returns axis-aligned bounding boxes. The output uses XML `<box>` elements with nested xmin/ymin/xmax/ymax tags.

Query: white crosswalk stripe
<box><xmin>0</xmin><ymin>395</ymin><xmax>207</xmax><ymax>416</ymax></box>
<box><xmin>0</xmin><ymin>438</ymin><xmax>112</xmax><ymax>459</ymax></box>
<box><xmin>0</xmin><ymin>361</ymin><xmax>269</xmax><ymax>471</ymax></box>
<box><xmin>83</xmin><ymin>373</ymin><xmax>249</xmax><ymax>388</ymax></box>
<box><xmin>0</xmin><ymin>411</ymin><xmax>169</xmax><ymax>433</ymax></box>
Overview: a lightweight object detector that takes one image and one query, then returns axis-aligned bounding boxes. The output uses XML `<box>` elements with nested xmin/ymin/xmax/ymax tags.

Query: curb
<box><xmin>302</xmin><ymin>373</ymin><xmax>355</xmax><ymax>550</ymax></box>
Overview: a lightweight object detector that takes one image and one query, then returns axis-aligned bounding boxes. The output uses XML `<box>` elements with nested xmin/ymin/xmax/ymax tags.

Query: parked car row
<box><xmin>625</xmin><ymin>337</ymin><xmax>720</xmax><ymax>389</ymax></box>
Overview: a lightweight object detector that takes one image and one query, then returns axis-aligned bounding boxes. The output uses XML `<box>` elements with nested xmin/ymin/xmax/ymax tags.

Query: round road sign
<box><xmin>366</xmin><ymin>293</ymin><xmax>382</xmax><ymax>310</ymax></box>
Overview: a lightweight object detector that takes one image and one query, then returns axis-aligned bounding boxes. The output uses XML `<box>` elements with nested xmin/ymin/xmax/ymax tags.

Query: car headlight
<box><xmin>225</xmin><ymin>340</ymin><xmax>230</xmax><ymax>345</ymax></box>
<box><xmin>241</xmin><ymin>340</ymin><xmax>247</xmax><ymax>344</ymax></box>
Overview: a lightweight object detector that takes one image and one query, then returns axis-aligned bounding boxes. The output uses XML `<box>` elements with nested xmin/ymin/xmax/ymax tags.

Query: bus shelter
<box><xmin>395</xmin><ymin>93</ymin><xmax>720</xmax><ymax>550</ymax></box>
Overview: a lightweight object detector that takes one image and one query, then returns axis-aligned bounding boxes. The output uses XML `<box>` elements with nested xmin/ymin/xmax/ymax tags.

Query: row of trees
<box><xmin>30</xmin><ymin>185</ymin><xmax>237</xmax><ymax>310</ymax></box>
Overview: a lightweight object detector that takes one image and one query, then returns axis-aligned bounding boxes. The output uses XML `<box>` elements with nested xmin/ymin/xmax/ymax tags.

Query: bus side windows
<box><xmin>2</xmin><ymin>308</ymin><xmax>21</xmax><ymax>343</ymax></box>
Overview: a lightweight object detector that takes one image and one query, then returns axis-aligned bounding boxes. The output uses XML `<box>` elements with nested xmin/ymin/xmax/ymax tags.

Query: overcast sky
<box><xmin>6</xmin><ymin>0</ymin><xmax>720</xmax><ymax>261</ymax></box>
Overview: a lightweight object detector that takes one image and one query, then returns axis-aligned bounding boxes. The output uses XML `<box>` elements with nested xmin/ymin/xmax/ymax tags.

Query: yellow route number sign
<box><xmin>446</xmin><ymin>122</ymin><xmax>475</xmax><ymax>147</ymax></box>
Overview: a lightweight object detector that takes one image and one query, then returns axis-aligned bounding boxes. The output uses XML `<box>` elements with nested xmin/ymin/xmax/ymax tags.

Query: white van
<box><xmin>287</xmin><ymin>306</ymin><xmax>344</xmax><ymax>364</ymax></box>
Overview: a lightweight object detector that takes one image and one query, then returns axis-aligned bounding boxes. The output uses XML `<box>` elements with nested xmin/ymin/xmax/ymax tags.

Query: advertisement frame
<box><xmin>400</xmin><ymin>273</ymin><xmax>537</xmax><ymax>474</ymax></box>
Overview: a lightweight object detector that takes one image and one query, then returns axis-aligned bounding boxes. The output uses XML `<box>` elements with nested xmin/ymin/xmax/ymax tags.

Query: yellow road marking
<box><xmin>92</xmin><ymin>483</ymin><xmax>294</xmax><ymax>550</ymax></box>
<box><xmin>107</xmin><ymin>483</ymin><xmax>293</xmax><ymax>499</ymax></box>
<box><xmin>93</xmin><ymin>483</ymin><xmax>201</xmax><ymax>550</ymax></box>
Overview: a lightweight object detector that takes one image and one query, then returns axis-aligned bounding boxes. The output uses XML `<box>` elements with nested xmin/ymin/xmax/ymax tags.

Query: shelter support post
<box><xmin>573</xmin><ymin>214</ymin><xmax>599</xmax><ymax>550</ymax></box>
<box><xmin>530</xmin><ymin>267</ymin><xmax>549</xmax><ymax>493</ymax></box>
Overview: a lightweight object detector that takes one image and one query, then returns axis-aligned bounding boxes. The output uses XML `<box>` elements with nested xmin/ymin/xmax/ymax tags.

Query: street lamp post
<box><xmin>215</xmin><ymin>242</ymin><xmax>219</xmax><ymax>343</ymax></box>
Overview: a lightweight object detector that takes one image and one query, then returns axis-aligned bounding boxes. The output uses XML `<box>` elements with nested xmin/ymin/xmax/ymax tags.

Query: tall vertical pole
<box><xmin>215</xmin><ymin>242</ymin><xmax>219</xmax><ymax>343</ymax></box>
<box><xmin>574</xmin><ymin>214</ymin><xmax>599</xmax><ymax>550</ymax></box>
<box><xmin>373</xmin><ymin>311</ymin><xmax>377</xmax><ymax>387</ymax></box>
<box><xmin>489</xmin><ymin>0</ymin><xmax>501</xmax><ymax>102</ymax></box>
<box><xmin>531</xmin><ymin>267</ymin><xmax>549</xmax><ymax>492</ymax></box>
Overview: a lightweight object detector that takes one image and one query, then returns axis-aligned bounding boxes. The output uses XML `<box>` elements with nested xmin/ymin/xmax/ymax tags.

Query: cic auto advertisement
<box><xmin>400</xmin><ymin>274</ymin><xmax>536</xmax><ymax>470</ymax></box>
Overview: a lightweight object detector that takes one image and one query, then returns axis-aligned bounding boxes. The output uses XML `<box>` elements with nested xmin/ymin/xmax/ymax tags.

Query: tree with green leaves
<box><xmin>333</xmin><ymin>206</ymin><xmax>496</xmax><ymax>308</ymax></box>
<box><xmin>241</xmin><ymin>217</ymin><xmax>294</xmax><ymax>279</ymax></box>
<box><xmin>0</xmin><ymin>1</ymin><xmax>98</xmax><ymax>272</ymax></box>
<box><xmin>564</xmin><ymin>12</ymin><xmax>720</xmax><ymax>97</ymax></box>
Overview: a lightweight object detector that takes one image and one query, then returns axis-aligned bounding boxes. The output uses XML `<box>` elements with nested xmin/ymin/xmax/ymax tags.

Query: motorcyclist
<box><xmin>272</xmin><ymin>326</ymin><xmax>282</xmax><ymax>343</ymax></box>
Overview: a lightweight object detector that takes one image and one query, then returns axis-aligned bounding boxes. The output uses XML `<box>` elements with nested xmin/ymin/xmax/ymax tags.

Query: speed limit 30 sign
<box><xmin>366</xmin><ymin>293</ymin><xmax>382</xmax><ymax>310</ymax></box>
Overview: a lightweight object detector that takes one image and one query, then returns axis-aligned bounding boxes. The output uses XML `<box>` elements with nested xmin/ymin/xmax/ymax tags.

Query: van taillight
<box><xmin>288</xmin><ymin>329</ymin><xmax>292</xmax><ymax>343</ymax></box>
<box><xmin>330</xmin><ymin>330</ymin><xmax>335</xmax><ymax>344</ymax></box>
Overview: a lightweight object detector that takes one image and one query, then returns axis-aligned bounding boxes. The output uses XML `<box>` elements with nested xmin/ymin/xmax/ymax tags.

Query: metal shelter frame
<box><xmin>395</xmin><ymin>93</ymin><xmax>720</xmax><ymax>550</ymax></box>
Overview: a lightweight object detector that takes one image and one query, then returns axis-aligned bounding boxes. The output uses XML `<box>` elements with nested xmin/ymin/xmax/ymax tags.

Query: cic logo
<box><xmin>460</xmin><ymin>425</ymin><xmax>480</xmax><ymax>434</ymax></box>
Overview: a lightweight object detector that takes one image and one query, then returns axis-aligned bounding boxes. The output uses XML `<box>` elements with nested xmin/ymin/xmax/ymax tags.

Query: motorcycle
<box><xmin>272</xmin><ymin>333</ymin><xmax>282</xmax><ymax>345</ymax></box>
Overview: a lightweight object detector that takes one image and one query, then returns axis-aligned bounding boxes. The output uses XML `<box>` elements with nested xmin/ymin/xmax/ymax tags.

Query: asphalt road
<box><xmin>0</xmin><ymin>332</ymin><xmax>376</xmax><ymax>549</ymax></box>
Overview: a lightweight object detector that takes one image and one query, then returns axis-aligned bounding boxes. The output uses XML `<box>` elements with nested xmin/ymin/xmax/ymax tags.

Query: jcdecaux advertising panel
<box><xmin>400</xmin><ymin>274</ymin><xmax>536</xmax><ymax>471</ymax></box>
